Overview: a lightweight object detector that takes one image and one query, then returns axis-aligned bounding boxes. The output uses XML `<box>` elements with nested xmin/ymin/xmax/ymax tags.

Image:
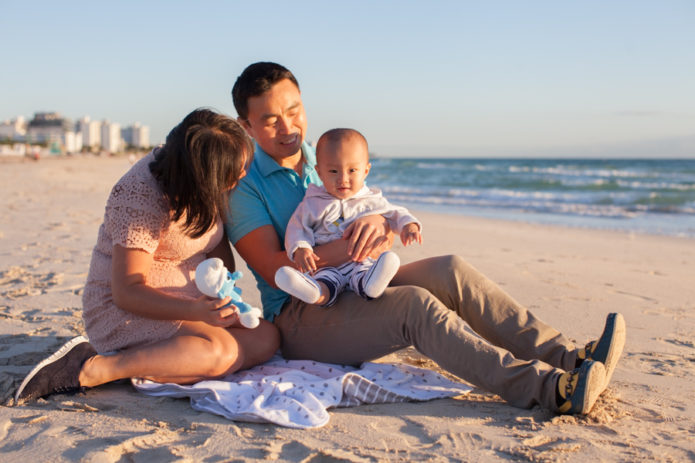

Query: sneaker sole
<box><xmin>274</xmin><ymin>267</ymin><xmax>321</xmax><ymax>304</ymax></box>
<box><xmin>597</xmin><ymin>313</ymin><xmax>626</xmax><ymax>388</ymax></box>
<box><xmin>577</xmin><ymin>361</ymin><xmax>606</xmax><ymax>414</ymax></box>
<box><xmin>14</xmin><ymin>335</ymin><xmax>89</xmax><ymax>403</ymax></box>
<box><xmin>363</xmin><ymin>252</ymin><xmax>400</xmax><ymax>298</ymax></box>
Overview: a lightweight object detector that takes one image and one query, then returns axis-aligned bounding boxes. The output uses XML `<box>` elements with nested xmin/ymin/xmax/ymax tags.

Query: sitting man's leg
<box><xmin>392</xmin><ymin>255</ymin><xmax>625</xmax><ymax>382</ymax></box>
<box><xmin>274</xmin><ymin>285</ymin><xmax>604</xmax><ymax>414</ymax></box>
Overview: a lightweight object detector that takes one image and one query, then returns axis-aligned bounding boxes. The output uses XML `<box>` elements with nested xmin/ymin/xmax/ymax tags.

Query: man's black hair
<box><xmin>231</xmin><ymin>62</ymin><xmax>299</xmax><ymax>120</ymax></box>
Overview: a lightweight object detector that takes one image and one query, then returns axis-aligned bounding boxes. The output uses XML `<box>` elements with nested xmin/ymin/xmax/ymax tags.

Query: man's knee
<box><xmin>439</xmin><ymin>254</ymin><xmax>469</xmax><ymax>275</ymax></box>
<box><xmin>392</xmin><ymin>286</ymin><xmax>443</xmax><ymax>322</ymax></box>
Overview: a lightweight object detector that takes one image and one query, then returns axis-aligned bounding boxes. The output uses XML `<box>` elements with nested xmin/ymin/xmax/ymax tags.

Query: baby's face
<box><xmin>316</xmin><ymin>139</ymin><xmax>371</xmax><ymax>200</ymax></box>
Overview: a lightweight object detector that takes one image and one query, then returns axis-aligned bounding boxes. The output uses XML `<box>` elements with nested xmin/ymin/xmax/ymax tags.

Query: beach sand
<box><xmin>1</xmin><ymin>155</ymin><xmax>693</xmax><ymax>462</ymax></box>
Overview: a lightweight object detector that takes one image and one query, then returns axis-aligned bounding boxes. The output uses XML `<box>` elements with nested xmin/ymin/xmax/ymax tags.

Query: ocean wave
<box><xmin>369</xmin><ymin>158</ymin><xmax>695</xmax><ymax>235</ymax></box>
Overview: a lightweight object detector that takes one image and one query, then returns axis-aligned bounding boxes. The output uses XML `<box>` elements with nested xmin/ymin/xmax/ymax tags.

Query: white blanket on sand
<box><xmin>132</xmin><ymin>356</ymin><xmax>472</xmax><ymax>429</ymax></box>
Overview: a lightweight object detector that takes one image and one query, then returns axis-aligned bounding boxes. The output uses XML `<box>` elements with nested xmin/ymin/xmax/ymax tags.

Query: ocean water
<box><xmin>368</xmin><ymin>158</ymin><xmax>695</xmax><ymax>238</ymax></box>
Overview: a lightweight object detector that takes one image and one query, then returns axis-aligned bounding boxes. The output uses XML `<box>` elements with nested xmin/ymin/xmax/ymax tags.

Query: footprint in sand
<box><xmin>0</xmin><ymin>267</ymin><xmax>64</xmax><ymax>298</ymax></box>
<box><xmin>628</xmin><ymin>350</ymin><xmax>695</xmax><ymax>377</ymax></box>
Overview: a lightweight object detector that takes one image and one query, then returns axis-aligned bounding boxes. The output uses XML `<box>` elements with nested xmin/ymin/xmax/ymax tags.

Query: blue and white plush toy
<box><xmin>195</xmin><ymin>258</ymin><xmax>263</xmax><ymax>329</ymax></box>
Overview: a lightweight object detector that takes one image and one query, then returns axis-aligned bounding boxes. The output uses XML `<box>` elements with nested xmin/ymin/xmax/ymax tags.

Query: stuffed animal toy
<box><xmin>195</xmin><ymin>258</ymin><xmax>263</xmax><ymax>329</ymax></box>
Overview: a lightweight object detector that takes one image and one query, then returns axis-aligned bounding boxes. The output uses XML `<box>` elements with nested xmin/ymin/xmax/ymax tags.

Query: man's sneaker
<box><xmin>14</xmin><ymin>336</ymin><xmax>97</xmax><ymax>404</ymax></box>
<box><xmin>577</xmin><ymin>313</ymin><xmax>626</xmax><ymax>388</ymax></box>
<box><xmin>362</xmin><ymin>251</ymin><xmax>400</xmax><ymax>298</ymax></box>
<box><xmin>556</xmin><ymin>360</ymin><xmax>606</xmax><ymax>414</ymax></box>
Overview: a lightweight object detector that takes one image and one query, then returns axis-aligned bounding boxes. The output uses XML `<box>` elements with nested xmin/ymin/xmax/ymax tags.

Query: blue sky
<box><xmin>1</xmin><ymin>1</ymin><xmax>693</xmax><ymax>157</ymax></box>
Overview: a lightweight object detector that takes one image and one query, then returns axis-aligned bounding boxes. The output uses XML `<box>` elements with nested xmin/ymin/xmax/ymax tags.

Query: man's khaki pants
<box><xmin>274</xmin><ymin>255</ymin><xmax>578</xmax><ymax>410</ymax></box>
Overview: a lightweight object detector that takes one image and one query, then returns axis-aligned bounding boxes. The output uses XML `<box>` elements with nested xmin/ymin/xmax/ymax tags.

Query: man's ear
<box><xmin>365</xmin><ymin>162</ymin><xmax>372</xmax><ymax>175</ymax></box>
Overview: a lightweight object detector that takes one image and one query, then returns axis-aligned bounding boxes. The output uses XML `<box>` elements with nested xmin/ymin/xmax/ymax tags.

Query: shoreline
<box><xmin>1</xmin><ymin>154</ymin><xmax>694</xmax><ymax>461</ymax></box>
<box><xmin>407</xmin><ymin>203</ymin><xmax>695</xmax><ymax>240</ymax></box>
<box><xmin>7</xmin><ymin>152</ymin><xmax>695</xmax><ymax>239</ymax></box>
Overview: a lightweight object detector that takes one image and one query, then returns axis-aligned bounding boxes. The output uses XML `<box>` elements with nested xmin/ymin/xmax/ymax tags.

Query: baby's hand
<box><xmin>400</xmin><ymin>223</ymin><xmax>422</xmax><ymax>246</ymax></box>
<box><xmin>293</xmin><ymin>247</ymin><xmax>320</xmax><ymax>273</ymax></box>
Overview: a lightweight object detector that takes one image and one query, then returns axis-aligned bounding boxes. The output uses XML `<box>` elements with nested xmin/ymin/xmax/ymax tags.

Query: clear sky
<box><xmin>1</xmin><ymin>1</ymin><xmax>693</xmax><ymax>158</ymax></box>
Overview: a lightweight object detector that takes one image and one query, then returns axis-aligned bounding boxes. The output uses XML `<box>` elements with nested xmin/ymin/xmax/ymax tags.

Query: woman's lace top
<box><xmin>82</xmin><ymin>151</ymin><xmax>223</xmax><ymax>352</ymax></box>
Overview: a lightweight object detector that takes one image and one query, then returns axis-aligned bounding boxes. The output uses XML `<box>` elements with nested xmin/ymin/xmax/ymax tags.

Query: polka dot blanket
<box><xmin>132</xmin><ymin>355</ymin><xmax>472</xmax><ymax>428</ymax></box>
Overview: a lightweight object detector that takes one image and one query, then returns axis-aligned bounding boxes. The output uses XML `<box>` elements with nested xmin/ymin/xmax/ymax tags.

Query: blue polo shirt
<box><xmin>226</xmin><ymin>141</ymin><xmax>321</xmax><ymax>321</ymax></box>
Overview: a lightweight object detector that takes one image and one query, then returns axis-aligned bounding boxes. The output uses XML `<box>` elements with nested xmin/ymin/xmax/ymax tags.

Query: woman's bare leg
<box><xmin>78</xmin><ymin>319</ymin><xmax>279</xmax><ymax>387</ymax></box>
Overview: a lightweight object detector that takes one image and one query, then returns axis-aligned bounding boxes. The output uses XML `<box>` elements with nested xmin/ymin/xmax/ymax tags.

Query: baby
<box><xmin>274</xmin><ymin>128</ymin><xmax>422</xmax><ymax>307</ymax></box>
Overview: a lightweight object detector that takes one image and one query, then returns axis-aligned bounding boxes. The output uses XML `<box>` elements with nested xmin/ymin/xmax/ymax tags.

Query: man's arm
<box><xmin>234</xmin><ymin>225</ymin><xmax>293</xmax><ymax>288</ymax></box>
<box><xmin>235</xmin><ymin>224</ymin><xmax>357</xmax><ymax>287</ymax></box>
<box><xmin>235</xmin><ymin>217</ymin><xmax>393</xmax><ymax>289</ymax></box>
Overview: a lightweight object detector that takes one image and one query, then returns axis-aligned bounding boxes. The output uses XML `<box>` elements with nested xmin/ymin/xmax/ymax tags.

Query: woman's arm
<box><xmin>111</xmin><ymin>244</ymin><xmax>239</xmax><ymax>327</ymax></box>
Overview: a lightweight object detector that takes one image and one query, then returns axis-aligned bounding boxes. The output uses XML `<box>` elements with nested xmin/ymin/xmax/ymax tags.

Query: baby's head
<box><xmin>315</xmin><ymin>128</ymin><xmax>371</xmax><ymax>199</ymax></box>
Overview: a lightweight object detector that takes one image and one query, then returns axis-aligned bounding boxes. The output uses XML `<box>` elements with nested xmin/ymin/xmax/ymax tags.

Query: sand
<box><xmin>0</xmin><ymin>154</ymin><xmax>693</xmax><ymax>462</ymax></box>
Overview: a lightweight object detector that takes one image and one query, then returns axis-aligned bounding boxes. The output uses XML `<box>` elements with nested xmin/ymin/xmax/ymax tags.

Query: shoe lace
<box><xmin>564</xmin><ymin>369</ymin><xmax>578</xmax><ymax>397</ymax></box>
<box><xmin>581</xmin><ymin>341</ymin><xmax>597</xmax><ymax>361</ymax></box>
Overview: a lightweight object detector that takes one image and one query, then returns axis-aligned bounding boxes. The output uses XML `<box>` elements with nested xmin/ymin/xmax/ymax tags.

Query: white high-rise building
<box><xmin>77</xmin><ymin>116</ymin><xmax>101</xmax><ymax>149</ymax></box>
<box><xmin>132</xmin><ymin>123</ymin><xmax>150</xmax><ymax>149</ymax></box>
<box><xmin>101</xmin><ymin>120</ymin><xmax>122</xmax><ymax>153</ymax></box>
<box><xmin>62</xmin><ymin>131</ymin><xmax>82</xmax><ymax>154</ymax></box>
<box><xmin>122</xmin><ymin>122</ymin><xmax>150</xmax><ymax>149</ymax></box>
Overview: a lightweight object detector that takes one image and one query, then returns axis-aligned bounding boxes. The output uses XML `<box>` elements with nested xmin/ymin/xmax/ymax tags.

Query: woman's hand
<box><xmin>342</xmin><ymin>214</ymin><xmax>392</xmax><ymax>262</ymax></box>
<box><xmin>112</xmin><ymin>244</ymin><xmax>243</xmax><ymax>324</ymax></box>
<box><xmin>191</xmin><ymin>295</ymin><xmax>240</xmax><ymax>327</ymax></box>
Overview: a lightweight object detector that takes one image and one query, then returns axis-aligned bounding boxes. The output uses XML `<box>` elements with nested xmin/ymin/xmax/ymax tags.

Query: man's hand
<box><xmin>343</xmin><ymin>214</ymin><xmax>392</xmax><ymax>262</ymax></box>
<box><xmin>293</xmin><ymin>247</ymin><xmax>320</xmax><ymax>273</ymax></box>
<box><xmin>400</xmin><ymin>222</ymin><xmax>423</xmax><ymax>246</ymax></box>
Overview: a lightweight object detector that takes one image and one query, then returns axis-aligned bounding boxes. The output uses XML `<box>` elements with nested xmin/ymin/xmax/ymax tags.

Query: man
<box><xmin>227</xmin><ymin>62</ymin><xmax>626</xmax><ymax>414</ymax></box>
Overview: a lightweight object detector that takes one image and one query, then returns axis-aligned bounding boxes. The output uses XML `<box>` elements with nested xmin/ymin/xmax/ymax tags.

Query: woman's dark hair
<box><xmin>232</xmin><ymin>62</ymin><xmax>299</xmax><ymax>120</ymax></box>
<box><xmin>149</xmin><ymin>108</ymin><xmax>253</xmax><ymax>238</ymax></box>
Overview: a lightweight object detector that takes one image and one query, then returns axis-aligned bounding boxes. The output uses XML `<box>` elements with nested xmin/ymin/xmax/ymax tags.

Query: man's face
<box><xmin>316</xmin><ymin>139</ymin><xmax>371</xmax><ymax>200</ymax></box>
<box><xmin>241</xmin><ymin>78</ymin><xmax>307</xmax><ymax>162</ymax></box>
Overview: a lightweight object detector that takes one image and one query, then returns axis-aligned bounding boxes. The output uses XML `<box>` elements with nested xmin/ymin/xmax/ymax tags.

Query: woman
<box><xmin>15</xmin><ymin>109</ymin><xmax>280</xmax><ymax>402</ymax></box>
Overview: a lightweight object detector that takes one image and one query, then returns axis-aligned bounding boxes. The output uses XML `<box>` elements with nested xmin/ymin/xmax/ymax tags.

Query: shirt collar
<box><xmin>254</xmin><ymin>141</ymin><xmax>316</xmax><ymax>178</ymax></box>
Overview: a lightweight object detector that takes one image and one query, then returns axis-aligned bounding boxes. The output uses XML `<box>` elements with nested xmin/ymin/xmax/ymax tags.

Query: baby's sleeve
<box><xmin>103</xmin><ymin>178</ymin><xmax>169</xmax><ymax>254</ymax></box>
<box><xmin>284</xmin><ymin>200</ymin><xmax>316</xmax><ymax>261</ymax></box>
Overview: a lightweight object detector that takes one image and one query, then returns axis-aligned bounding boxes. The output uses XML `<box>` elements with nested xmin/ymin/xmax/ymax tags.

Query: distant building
<box><xmin>0</xmin><ymin>143</ymin><xmax>27</xmax><ymax>156</ymax></box>
<box><xmin>121</xmin><ymin>122</ymin><xmax>150</xmax><ymax>149</ymax></box>
<box><xmin>26</xmin><ymin>112</ymin><xmax>73</xmax><ymax>144</ymax></box>
<box><xmin>63</xmin><ymin>130</ymin><xmax>82</xmax><ymax>154</ymax></box>
<box><xmin>1</xmin><ymin>111</ymin><xmax>148</xmax><ymax>155</ymax></box>
<box><xmin>101</xmin><ymin>120</ymin><xmax>122</xmax><ymax>153</ymax></box>
<box><xmin>0</xmin><ymin>116</ymin><xmax>27</xmax><ymax>141</ymax></box>
<box><xmin>76</xmin><ymin>116</ymin><xmax>101</xmax><ymax>149</ymax></box>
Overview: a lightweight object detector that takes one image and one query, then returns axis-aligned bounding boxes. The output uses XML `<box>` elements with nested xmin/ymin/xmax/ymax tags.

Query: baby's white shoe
<box><xmin>274</xmin><ymin>266</ymin><xmax>321</xmax><ymax>304</ymax></box>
